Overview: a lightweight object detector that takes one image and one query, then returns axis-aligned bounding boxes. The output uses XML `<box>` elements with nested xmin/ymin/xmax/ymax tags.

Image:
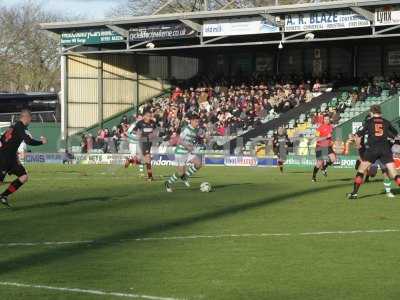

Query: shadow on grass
<box><xmin>13</xmin><ymin>196</ymin><xmax>113</xmax><ymax>211</ymax></box>
<box><xmin>0</xmin><ymin>181</ymin><xmax>351</xmax><ymax>276</ymax></box>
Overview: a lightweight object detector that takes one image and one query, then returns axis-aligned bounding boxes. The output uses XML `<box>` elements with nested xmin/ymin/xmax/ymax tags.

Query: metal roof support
<box><xmin>260</xmin><ymin>12</ymin><xmax>280</xmax><ymax>27</ymax></box>
<box><xmin>105</xmin><ymin>24</ymin><xmax>129</xmax><ymax>38</ymax></box>
<box><xmin>202</xmin><ymin>35</ymin><xmax>227</xmax><ymax>44</ymax></box>
<box><xmin>221</xmin><ymin>0</ymin><xmax>239</xmax><ymax>10</ymax></box>
<box><xmin>40</xmin><ymin>0</ymin><xmax>400</xmax><ymax>31</ymax></box>
<box><xmin>179</xmin><ymin>19</ymin><xmax>202</xmax><ymax>32</ymax></box>
<box><xmin>374</xmin><ymin>24</ymin><xmax>400</xmax><ymax>34</ymax></box>
<box><xmin>129</xmin><ymin>40</ymin><xmax>153</xmax><ymax>49</ymax></box>
<box><xmin>61</xmin><ymin>44</ymin><xmax>82</xmax><ymax>53</ymax></box>
<box><xmin>350</xmin><ymin>7</ymin><xmax>374</xmax><ymax>21</ymax></box>
<box><xmin>63</xmin><ymin>32</ymin><xmax>400</xmax><ymax>56</ymax></box>
<box><xmin>152</xmin><ymin>0</ymin><xmax>176</xmax><ymax>15</ymax></box>
<box><xmin>283</xmin><ymin>31</ymin><xmax>310</xmax><ymax>40</ymax></box>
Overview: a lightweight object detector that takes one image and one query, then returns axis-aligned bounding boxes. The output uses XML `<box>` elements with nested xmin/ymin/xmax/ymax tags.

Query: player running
<box><xmin>312</xmin><ymin>115</ymin><xmax>336</xmax><ymax>182</ymax></box>
<box><xmin>124</xmin><ymin>118</ymin><xmax>145</xmax><ymax>176</ymax></box>
<box><xmin>348</xmin><ymin>105</ymin><xmax>400</xmax><ymax>199</ymax></box>
<box><xmin>134</xmin><ymin>110</ymin><xmax>157</xmax><ymax>181</ymax></box>
<box><xmin>272</xmin><ymin>127</ymin><xmax>291</xmax><ymax>173</ymax></box>
<box><xmin>165</xmin><ymin>113</ymin><xmax>203</xmax><ymax>193</ymax></box>
<box><xmin>0</xmin><ymin>110</ymin><xmax>47</xmax><ymax>208</ymax></box>
<box><xmin>346</xmin><ymin>121</ymin><xmax>395</xmax><ymax>198</ymax></box>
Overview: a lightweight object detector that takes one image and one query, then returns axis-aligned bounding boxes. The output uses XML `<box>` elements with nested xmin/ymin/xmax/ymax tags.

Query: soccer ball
<box><xmin>200</xmin><ymin>182</ymin><xmax>212</xmax><ymax>193</ymax></box>
<box><xmin>146</xmin><ymin>42</ymin><xmax>155</xmax><ymax>49</ymax></box>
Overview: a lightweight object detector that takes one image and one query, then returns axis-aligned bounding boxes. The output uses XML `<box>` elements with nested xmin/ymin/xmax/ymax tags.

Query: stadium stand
<box><xmin>79</xmin><ymin>78</ymin><xmax>330</xmax><ymax>154</ymax></box>
<box><xmin>256</xmin><ymin>79</ymin><xmax>400</xmax><ymax>157</ymax></box>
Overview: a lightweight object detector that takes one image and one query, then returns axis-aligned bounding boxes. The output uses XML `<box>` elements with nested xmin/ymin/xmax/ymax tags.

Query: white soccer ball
<box><xmin>305</xmin><ymin>32</ymin><xmax>315</xmax><ymax>40</ymax></box>
<box><xmin>200</xmin><ymin>182</ymin><xmax>212</xmax><ymax>193</ymax></box>
<box><xmin>146</xmin><ymin>42</ymin><xmax>155</xmax><ymax>49</ymax></box>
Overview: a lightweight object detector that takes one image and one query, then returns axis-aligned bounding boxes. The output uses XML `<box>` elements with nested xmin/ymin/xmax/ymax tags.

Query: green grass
<box><xmin>0</xmin><ymin>164</ymin><xmax>400</xmax><ymax>300</ymax></box>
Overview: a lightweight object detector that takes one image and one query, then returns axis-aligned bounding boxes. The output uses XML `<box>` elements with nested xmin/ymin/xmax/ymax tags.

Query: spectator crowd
<box><xmin>80</xmin><ymin>78</ymin><xmax>323</xmax><ymax>153</ymax></box>
<box><xmin>79</xmin><ymin>74</ymin><xmax>400</xmax><ymax>154</ymax></box>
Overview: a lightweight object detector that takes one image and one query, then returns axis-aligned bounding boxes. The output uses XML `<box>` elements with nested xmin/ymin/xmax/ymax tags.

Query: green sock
<box><xmin>384</xmin><ymin>178</ymin><xmax>392</xmax><ymax>193</ymax></box>
<box><xmin>139</xmin><ymin>164</ymin><xmax>144</xmax><ymax>173</ymax></box>
<box><xmin>185</xmin><ymin>165</ymin><xmax>198</xmax><ymax>178</ymax></box>
<box><xmin>168</xmin><ymin>173</ymin><xmax>179</xmax><ymax>185</ymax></box>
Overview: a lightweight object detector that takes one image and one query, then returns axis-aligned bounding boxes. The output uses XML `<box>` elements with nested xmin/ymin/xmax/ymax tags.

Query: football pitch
<box><xmin>0</xmin><ymin>164</ymin><xmax>400</xmax><ymax>300</ymax></box>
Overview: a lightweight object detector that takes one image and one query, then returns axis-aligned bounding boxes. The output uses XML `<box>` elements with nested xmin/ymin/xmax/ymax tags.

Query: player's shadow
<box><xmin>327</xmin><ymin>177</ymin><xmax>353</xmax><ymax>182</ymax></box>
<box><xmin>356</xmin><ymin>188</ymin><xmax>400</xmax><ymax>199</ymax></box>
<box><xmin>13</xmin><ymin>196</ymin><xmax>113</xmax><ymax>211</ymax></box>
<box><xmin>211</xmin><ymin>183</ymin><xmax>254</xmax><ymax>189</ymax></box>
<box><xmin>0</xmin><ymin>181</ymin><xmax>351</xmax><ymax>276</ymax></box>
<box><xmin>287</xmin><ymin>171</ymin><xmax>311</xmax><ymax>174</ymax></box>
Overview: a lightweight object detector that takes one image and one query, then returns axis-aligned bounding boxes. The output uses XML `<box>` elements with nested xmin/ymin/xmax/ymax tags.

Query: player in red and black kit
<box><xmin>0</xmin><ymin>110</ymin><xmax>47</xmax><ymax>208</ymax></box>
<box><xmin>312</xmin><ymin>115</ymin><xmax>336</xmax><ymax>182</ymax></box>
<box><xmin>348</xmin><ymin>105</ymin><xmax>400</xmax><ymax>199</ymax></box>
<box><xmin>134</xmin><ymin>110</ymin><xmax>157</xmax><ymax>181</ymax></box>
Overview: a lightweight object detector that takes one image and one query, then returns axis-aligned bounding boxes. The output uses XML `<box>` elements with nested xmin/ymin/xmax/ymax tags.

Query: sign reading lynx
<box><xmin>61</xmin><ymin>29</ymin><xmax>124</xmax><ymax>45</ymax></box>
<box><xmin>375</xmin><ymin>6</ymin><xmax>400</xmax><ymax>26</ymax></box>
<box><xmin>285</xmin><ymin>9</ymin><xmax>370</xmax><ymax>32</ymax></box>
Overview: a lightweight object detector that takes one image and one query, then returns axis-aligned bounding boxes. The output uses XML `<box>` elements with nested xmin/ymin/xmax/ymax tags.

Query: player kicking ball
<box><xmin>165</xmin><ymin>113</ymin><xmax>202</xmax><ymax>193</ymax></box>
<box><xmin>348</xmin><ymin>105</ymin><xmax>400</xmax><ymax>199</ymax></box>
<box><xmin>0</xmin><ymin>110</ymin><xmax>47</xmax><ymax>208</ymax></box>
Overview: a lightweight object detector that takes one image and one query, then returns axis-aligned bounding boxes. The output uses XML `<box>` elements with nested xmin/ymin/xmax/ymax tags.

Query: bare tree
<box><xmin>0</xmin><ymin>1</ymin><xmax>61</xmax><ymax>92</ymax></box>
<box><xmin>107</xmin><ymin>0</ymin><xmax>321</xmax><ymax>17</ymax></box>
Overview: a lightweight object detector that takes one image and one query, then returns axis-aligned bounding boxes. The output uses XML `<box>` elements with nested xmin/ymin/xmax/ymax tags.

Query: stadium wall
<box><xmin>28</xmin><ymin>123</ymin><xmax>61</xmax><ymax>153</ymax></box>
<box><xmin>64</xmin><ymin>53</ymin><xmax>198</xmax><ymax>142</ymax></box>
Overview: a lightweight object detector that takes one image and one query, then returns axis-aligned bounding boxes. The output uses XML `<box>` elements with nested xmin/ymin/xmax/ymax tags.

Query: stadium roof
<box><xmin>41</xmin><ymin>0</ymin><xmax>399</xmax><ymax>32</ymax></box>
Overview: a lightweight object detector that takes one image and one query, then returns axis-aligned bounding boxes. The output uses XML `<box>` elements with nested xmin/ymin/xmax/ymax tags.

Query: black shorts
<box><xmin>363</xmin><ymin>146</ymin><xmax>393</xmax><ymax>165</ymax></box>
<box><xmin>358</xmin><ymin>148</ymin><xmax>366</xmax><ymax>161</ymax></box>
<box><xmin>316</xmin><ymin>146</ymin><xmax>335</xmax><ymax>160</ymax></box>
<box><xmin>0</xmin><ymin>157</ymin><xmax>27</xmax><ymax>181</ymax></box>
<box><xmin>140</xmin><ymin>142</ymin><xmax>152</xmax><ymax>156</ymax></box>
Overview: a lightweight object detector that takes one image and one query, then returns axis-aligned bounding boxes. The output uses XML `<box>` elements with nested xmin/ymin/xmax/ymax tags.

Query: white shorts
<box><xmin>175</xmin><ymin>153</ymin><xmax>198</xmax><ymax>167</ymax></box>
<box><xmin>129</xmin><ymin>143</ymin><xmax>142</xmax><ymax>158</ymax></box>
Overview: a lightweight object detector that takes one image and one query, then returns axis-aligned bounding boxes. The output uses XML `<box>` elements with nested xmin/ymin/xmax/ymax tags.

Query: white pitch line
<box><xmin>0</xmin><ymin>282</ymin><xmax>181</xmax><ymax>300</ymax></box>
<box><xmin>0</xmin><ymin>229</ymin><xmax>399</xmax><ymax>248</ymax></box>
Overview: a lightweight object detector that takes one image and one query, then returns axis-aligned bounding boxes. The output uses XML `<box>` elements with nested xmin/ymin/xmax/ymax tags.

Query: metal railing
<box><xmin>0</xmin><ymin>111</ymin><xmax>59</xmax><ymax>123</ymax></box>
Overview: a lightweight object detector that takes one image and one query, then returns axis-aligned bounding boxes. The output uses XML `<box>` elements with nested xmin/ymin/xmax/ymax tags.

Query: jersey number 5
<box><xmin>374</xmin><ymin>124</ymin><xmax>384</xmax><ymax>137</ymax></box>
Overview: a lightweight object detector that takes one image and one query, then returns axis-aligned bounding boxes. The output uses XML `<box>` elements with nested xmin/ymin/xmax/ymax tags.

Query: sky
<box><xmin>3</xmin><ymin>0</ymin><xmax>126</xmax><ymax>19</ymax></box>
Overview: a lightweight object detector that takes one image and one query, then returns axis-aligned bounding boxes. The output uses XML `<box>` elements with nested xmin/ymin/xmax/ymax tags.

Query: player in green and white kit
<box><xmin>124</xmin><ymin>121</ymin><xmax>144</xmax><ymax>175</ymax></box>
<box><xmin>165</xmin><ymin>113</ymin><xmax>203</xmax><ymax>192</ymax></box>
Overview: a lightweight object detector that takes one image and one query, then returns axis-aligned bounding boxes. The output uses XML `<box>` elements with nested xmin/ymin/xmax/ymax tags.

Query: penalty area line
<box><xmin>0</xmin><ymin>282</ymin><xmax>181</xmax><ymax>300</ymax></box>
<box><xmin>0</xmin><ymin>229</ymin><xmax>399</xmax><ymax>248</ymax></box>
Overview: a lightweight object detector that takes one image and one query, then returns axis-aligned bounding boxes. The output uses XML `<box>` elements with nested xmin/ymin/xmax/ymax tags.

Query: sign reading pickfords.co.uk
<box><xmin>284</xmin><ymin>10</ymin><xmax>370</xmax><ymax>32</ymax></box>
<box><xmin>129</xmin><ymin>23</ymin><xmax>196</xmax><ymax>41</ymax></box>
<box><xmin>203</xmin><ymin>17</ymin><xmax>279</xmax><ymax>37</ymax></box>
<box><xmin>375</xmin><ymin>6</ymin><xmax>400</xmax><ymax>26</ymax></box>
<box><xmin>61</xmin><ymin>30</ymin><xmax>124</xmax><ymax>45</ymax></box>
